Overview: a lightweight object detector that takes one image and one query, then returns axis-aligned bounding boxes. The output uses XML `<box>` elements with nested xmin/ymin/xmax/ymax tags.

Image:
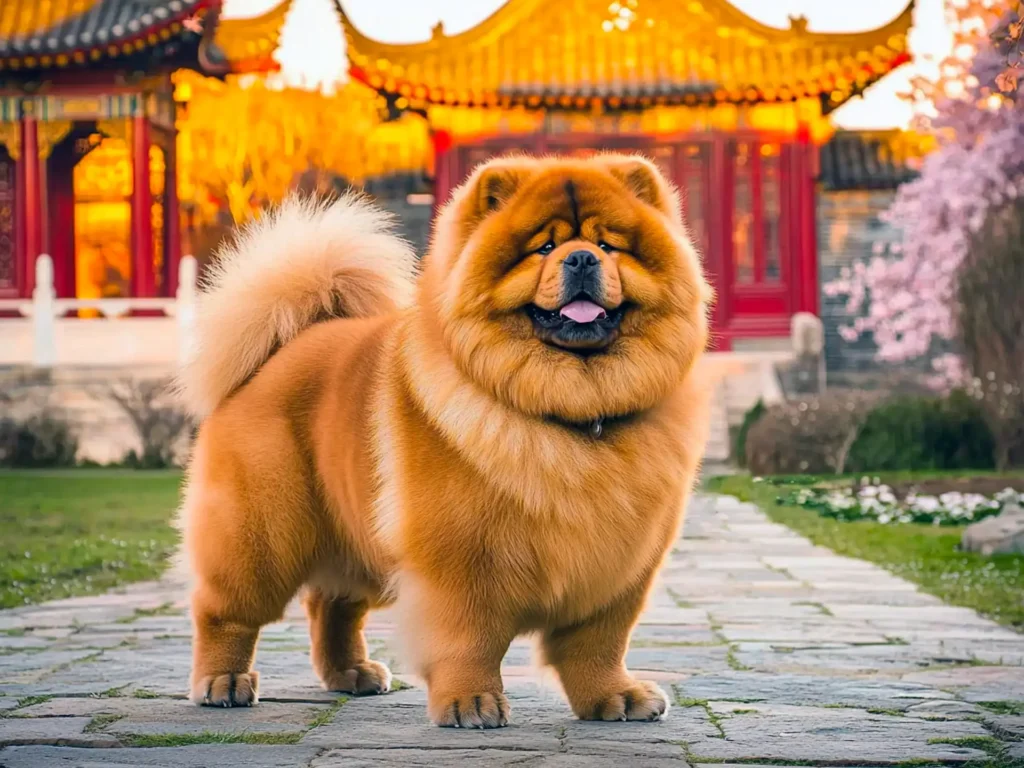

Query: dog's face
<box><xmin>423</xmin><ymin>154</ymin><xmax>712</xmax><ymax>424</ymax></box>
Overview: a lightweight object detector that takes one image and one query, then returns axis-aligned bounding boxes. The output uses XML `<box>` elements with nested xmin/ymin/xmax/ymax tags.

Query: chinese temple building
<box><xmin>336</xmin><ymin>0</ymin><xmax>916</xmax><ymax>349</ymax></box>
<box><xmin>0</xmin><ymin>0</ymin><xmax>922</xmax><ymax>361</ymax></box>
<box><xmin>0</xmin><ymin>0</ymin><xmax>928</xmax><ymax>463</ymax></box>
<box><xmin>0</xmin><ymin>0</ymin><xmax>290</xmax><ymax>303</ymax></box>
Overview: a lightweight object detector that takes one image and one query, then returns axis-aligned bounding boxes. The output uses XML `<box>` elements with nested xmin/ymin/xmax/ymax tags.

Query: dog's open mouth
<box><xmin>527</xmin><ymin>294</ymin><xmax>626</xmax><ymax>353</ymax></box>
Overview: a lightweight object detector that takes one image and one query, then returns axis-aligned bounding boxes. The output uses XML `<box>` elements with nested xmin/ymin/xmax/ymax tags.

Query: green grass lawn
<box><xmin>0</xmin><ymin>470</ymin><xmax>182</xmax><ymax>609</ymax></box>
<box><xmin>704</xmin><ymin>474</ymin><xmax>1024</xmax><ymax>631</ymax></box>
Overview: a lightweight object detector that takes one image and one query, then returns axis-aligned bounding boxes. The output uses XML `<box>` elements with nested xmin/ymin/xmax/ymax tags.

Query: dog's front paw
<box><xmin>577</xmin><ymin>679</ymin><xmax>668</xmax><ymax>722</ymax></box>
<box><xmin>321</xmin><ymin>660</ymin><xmax>392</xmax><ymax>695</ymax></box>
<box><xmin>429</xmin><ymin>690</ymin><xmax>511</xmax><ymax>729</ymax></box>
<box><xmin>190</xmin><ymin>671</ymin><xmax>259</xmax><ymax>707</ymax></box>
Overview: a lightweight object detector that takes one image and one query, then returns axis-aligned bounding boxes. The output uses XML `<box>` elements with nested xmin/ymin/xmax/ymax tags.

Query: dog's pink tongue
<box><xmin>559</xmin><ymin>300</ymin><xmax>606</xmax><ymax>323</ymax></box>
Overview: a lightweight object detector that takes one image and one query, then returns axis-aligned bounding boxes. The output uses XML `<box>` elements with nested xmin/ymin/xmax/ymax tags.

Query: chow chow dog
<box><xmin>177</xmin><ymin>153</ymin><xmax>712</xmax><ymax>727</ymax></box>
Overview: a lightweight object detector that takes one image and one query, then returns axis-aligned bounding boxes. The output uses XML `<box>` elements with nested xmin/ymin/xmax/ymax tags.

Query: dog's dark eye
<box><xmin>537</xmin><ymin>241</ymin><xmax>556</xmax><ymax>256</ymax></box>
<box><xmin>598</xmin><ymin>241</ymin><xmax>615</xmax><ymax>253</ymax></box>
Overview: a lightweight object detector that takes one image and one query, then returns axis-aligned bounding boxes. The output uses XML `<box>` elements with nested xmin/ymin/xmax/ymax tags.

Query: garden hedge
<box><xmin>845</xmin><ymin>390</ymin><xmax>994</xmax><ymax>472</ymax></box>
<box><xmin>0</xmin><ymin>414</ymin><xmax>78</xmax><ymax>468</ymax></box>
<box><xmin>744</xmin><ymin>390</ymin><xmax>996</xmax><ymax>475</ymax></box>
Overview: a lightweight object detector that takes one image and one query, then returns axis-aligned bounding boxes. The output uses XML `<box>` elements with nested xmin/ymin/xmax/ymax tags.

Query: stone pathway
<box><xmin>1</xmin><ymin>494</ymin><xmax>1023</xmax><ymax>766</ymax></box>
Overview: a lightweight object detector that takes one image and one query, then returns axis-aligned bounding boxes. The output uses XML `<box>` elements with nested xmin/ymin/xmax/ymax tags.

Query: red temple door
<box><xmin>434</xmin><ymin>132</ymin><xmax>817</xmax><ymax>349</ymax></box>
<box><xmin>698</xmin><ymin>134</ymin><xmax>819</xmax><ymax>348</ymax></box>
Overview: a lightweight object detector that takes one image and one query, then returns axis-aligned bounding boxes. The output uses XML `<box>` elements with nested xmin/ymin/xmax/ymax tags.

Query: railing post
<box><xmin>791</xmin><ymin>311</ymin><xmax>826</xmax><ymax>394</ymax></box>
<box><xmin>32</xmin><ymin>254</ymin><xmax>56</xmax><ymax>367</ymax></box>
<box><xmin>176</xmin><ymin>254</ymin><xmax>198</xmax><ymax>367</ymax></box>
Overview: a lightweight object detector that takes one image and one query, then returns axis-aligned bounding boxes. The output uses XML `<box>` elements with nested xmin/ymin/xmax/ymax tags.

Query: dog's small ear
<box><xmin>602</xmin><ymin>155</ymin><xmax>679</xmax><ymax>218</ymax></box>
<box><xmin>451</xmin><ymin>159</ymin><xmax>531</xmax><ymax>245</ymax></box>
<box><xmin>474</xmin><ymin>166</ymin><xmax>521</xmax><ymax>216</ymax></box>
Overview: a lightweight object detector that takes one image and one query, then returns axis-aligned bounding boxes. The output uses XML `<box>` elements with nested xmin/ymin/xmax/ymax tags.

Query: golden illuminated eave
<box><xmin>337</xmin><ymin>0</ymin><xmax>914</xmax><ymax>113</ymax></box>
<box><xmin>216</xmin><ymin>0</ymin><xmax>292</xmax><ymax>73</ymax></box>
<box><xmin>0</xmin><ymin>0</ymin><xmax>289</xmax><ymax>75</ymax></box>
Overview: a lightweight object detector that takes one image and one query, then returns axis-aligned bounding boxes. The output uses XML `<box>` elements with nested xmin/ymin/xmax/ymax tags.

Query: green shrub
<box><xmin>744</xmin><ymin>391</ymin><xmax>882</xmax><ymax>476</ymax></box>
<box><xmin>733</xmin><ymin>399</ymin><xmax>765</xmax><ymax>467</ymax></box>
<box><xmin>0</xmin><ymin>414</ymin><xmax>78</xmax><ymax>468</ymax></box>
<box><xmin>121</xmin><ymin>447</ymin><xmax>178</xmax><ymax>470</ymax></box>
<box><xmin>846</xmin><ymin>391</ymin><xmax>995</xmax><ymax>472</ymax></box>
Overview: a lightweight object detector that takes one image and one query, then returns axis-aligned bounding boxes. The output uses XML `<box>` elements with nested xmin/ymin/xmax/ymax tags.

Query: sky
<box><xmin>223</xmin><ymin>0</ymin><xmax>953</xmax><ymax>130</ymax></box>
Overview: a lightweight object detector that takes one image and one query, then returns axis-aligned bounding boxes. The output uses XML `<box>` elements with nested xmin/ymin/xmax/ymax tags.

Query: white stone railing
<box><xmin>0</xmin><ymin>254</ymin><xmax>198</xmax><ymax>369</ymax></box>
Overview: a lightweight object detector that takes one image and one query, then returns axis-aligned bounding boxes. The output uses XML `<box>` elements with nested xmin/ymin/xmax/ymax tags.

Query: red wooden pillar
<box><xmin>430</xmin><ymin>129</ymin><xmax>453</xmax><ymax>220</ymax></box>
<box><xmin>795</xmin><ymin>122</ymin><xmax>819</xmax><ymax>317</ymax></box>
<box><xmin>709</xmin><ymin>134</ymin><xmax>730</xmax><ymax>350</ymax></box>
<box><xmin>39</xmin><ymin>145</ymin><xmax>50</xmax><ymax>258</ymax></box>
<box><xmin>20</xmin><ymin>116</ymin><xmax>41</xmax><ymax>297</ymax></box>
<box><xmin>48</xmin><ymin>148</ymin><xmax>77</xmax><ymax>298</ymax></box>
<box><xmin>163</xmin><ymin>129</ymin><xmax>180</xmax><ymax>296</ymax></box>
<box><xmin>130</xmin><ymin>114</ymin><xmax>155</xmax><ymax>298</ymax></box>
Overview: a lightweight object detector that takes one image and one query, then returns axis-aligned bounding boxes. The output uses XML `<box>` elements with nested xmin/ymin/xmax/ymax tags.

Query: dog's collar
<box><xmin>545</xmin><ymin>411</ymin><xmax>642</xmax><ymax>439</ymax></box>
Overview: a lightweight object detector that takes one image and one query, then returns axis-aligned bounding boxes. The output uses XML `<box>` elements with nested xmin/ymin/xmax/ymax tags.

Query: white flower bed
<box><xmin>782</xmin><ymin>479</ymin><xmax>1024</xmax><ymax>525</ymax></box>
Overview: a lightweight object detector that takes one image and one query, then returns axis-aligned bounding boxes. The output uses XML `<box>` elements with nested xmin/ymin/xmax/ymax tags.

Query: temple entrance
<box><xmin>73</xmin><ymin>142</ymin><xmax>132</xmax><ymax>301</ymax></box>
<box><xmin>435</xmin><ymin>132</ymin><xmax>819</xmax><ymax>349</ymax></box>
<box><xmin>68</xmin><ymin>127</ymin><xmax>132</xmax><ymax>301</ymax></box>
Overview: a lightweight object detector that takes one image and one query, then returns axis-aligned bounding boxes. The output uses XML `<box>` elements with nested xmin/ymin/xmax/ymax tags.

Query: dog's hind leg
<box><xmin>190</xmin><ymin>588</ymin><xmax>272</xmax><ymax>707</ymax></box>
<box><xmin>185</xmin><ymin>482</ymin><xmax>312</xmax><ymax>707</ymax></box>
<box><xmin>303</xmin><ymin>590</ymin><xmax>392</xmax><ymax>695</ymax></box>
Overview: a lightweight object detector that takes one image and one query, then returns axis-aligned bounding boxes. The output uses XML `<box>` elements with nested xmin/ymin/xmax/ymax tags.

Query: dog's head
<box><xmin>421</xmin><ymin>153</ymin><xmax>712</xmax><ymax>424</ymax></box>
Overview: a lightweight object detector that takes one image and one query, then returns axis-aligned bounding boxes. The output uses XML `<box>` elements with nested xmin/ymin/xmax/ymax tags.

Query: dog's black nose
<box><xmin>562</xmin><ymin>250</ymin><xmax>603</xmax><ymax>301</ymax></box>
<box><xmin>563</xmin><ymin>250</ymin><xmax>600</xmax><ymax>273</ymax></box>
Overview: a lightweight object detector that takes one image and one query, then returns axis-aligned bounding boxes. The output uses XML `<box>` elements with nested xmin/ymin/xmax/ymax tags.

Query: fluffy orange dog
<box><xmin>177</xmin><ymin>153</ymin><xmax>712</xmax><ymax>727</ymax></box>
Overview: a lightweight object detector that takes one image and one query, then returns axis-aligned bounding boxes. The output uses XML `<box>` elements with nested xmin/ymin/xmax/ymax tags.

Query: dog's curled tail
<box><xmin>176</xmin><ymin>194</ymin><xmax>416</xmax><ymax>418</ymax></box>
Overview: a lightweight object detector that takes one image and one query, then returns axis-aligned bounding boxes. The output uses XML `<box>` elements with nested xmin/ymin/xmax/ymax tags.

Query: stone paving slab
<box><xmin>0</xmin><ymin>637</ymin><xmax>49</xmax><ymax>653</ymax></box>
<box><xmin>0</xmin><ymin>493</ymin><xmax>1022</xmax><ymax>767</ymax></box>
<box><xmin>987</xmin><ymin>713</ymin><xmax>1024</xmax><ymax>741</ymax></box>
<box><xmin>689</xmin><ymin>702</ymin><xmax>990</xmax><ymax>764</ymax></box>
<box><xmin>903</xmin><ymin>664</ymin><xmax>1024</xmax><ymax>701</ymax></box>
<box><xmin>675</xmin><ymin>671</ymin><xmax>955</xmax><ymax>710</ymax></box>
<box><xmin>732</xmin><ymin>640</ymin><xmax>979</xmax><ymax>675</ymax></box>
<box><xmin>312</xmin><ymin>750</ymin><xmax>690</xmax><ymax>767</ymax></box>
<box><xmin>0</xmin><ymin>650</ymin><xmax>107</xmax><ymax>684</ymax></box>
<box><xmin>0</xmin><ymin>717</ymin><xmax>118</xmax><ymax>748</ymax></box>
<box><xmin>17</xmin><ymin>697</ymin><xmax>330</xmax><ymax>737</ymax></box>
<box><xmin>0</xmin><ymin>745</ymin><xmax>322</xmax><ymax>767</ymax></box>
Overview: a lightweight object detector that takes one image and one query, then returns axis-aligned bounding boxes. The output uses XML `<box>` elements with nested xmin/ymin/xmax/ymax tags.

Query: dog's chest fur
<box><xmin>369</xmin><ymin>358</ymin><xmax>698</xmax><ymax>624</ymax></box>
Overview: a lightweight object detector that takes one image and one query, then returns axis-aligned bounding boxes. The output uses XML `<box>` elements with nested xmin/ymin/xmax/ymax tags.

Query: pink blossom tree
<box><xmin>825</xmin><ymin>2</ymin><xmax>1023</xmax><ymax>378</ymax></box>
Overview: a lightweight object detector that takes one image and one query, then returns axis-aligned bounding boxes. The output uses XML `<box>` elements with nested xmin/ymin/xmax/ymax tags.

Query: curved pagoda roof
<box><xmin>338</xmin><ymin>0</ymin><xmax>913</xmax><ymax>113</ymax></box>
<box><xmin>0</xmin><ymin>0</ymin><xmax>290</xmax><ymax>76</ymax></box>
